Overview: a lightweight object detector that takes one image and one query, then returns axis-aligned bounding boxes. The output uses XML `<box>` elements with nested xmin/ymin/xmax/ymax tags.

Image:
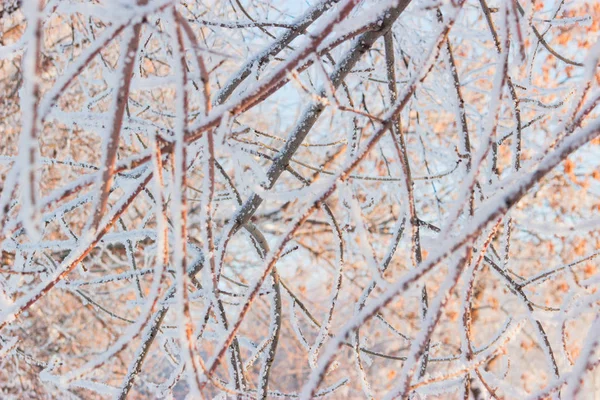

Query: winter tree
<box><xmin>1</xmin><ymin>0</ymin><xmax>600</xmax><ymax>398</ymax></box>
